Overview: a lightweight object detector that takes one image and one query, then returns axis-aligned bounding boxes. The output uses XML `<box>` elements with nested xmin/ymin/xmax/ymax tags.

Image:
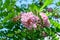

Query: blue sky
<box><xmin>16</xmin><ymin>0</ymin><xmax>60</xmax><ymax>8</ymax></box>
<box><xmin>2</xmin><ymin>0</ymin><xmax>60</xmax><ymax>8</ymax></box>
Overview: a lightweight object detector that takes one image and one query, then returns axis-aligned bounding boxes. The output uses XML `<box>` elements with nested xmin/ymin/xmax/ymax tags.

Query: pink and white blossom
<box><xmin>40</xmin><ymin>12</ymin><xmax>50</xmax><ymax>27</ymax></box>
<box><xmin>21</xmin><ymin>12</ymin><xmax>50</xmax><ymax>29</ymax></box>
<box><xmin>21</xmin><ymin>12</ymin><xmax>39</xmax><ymax>29</ymax></box>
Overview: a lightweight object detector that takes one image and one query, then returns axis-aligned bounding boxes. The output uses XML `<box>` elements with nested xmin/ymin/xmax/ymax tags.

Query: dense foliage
<box><xmin>0</xmin><ymin>0</ymin><xmax>60</xmax><ymax>40</ymax></box>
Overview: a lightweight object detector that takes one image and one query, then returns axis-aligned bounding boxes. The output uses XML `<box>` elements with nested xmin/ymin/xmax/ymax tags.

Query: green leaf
<box><xmin>7</xmin><ymin>33</ymin><xmax>14</xmax><ymax>37</ymax></box>
<box><xmin>50</xmin><ymin>19</ymin><xmax>60</xmax><ymax>29</ymax></box>
<box><xmin>39</xmin><ymin>0</ymin><xmax>53</xmax><ymax>12</ymax></box>
<box><xmin>56</xmin><ymin>1</ymin><xmax>60</xmax><ymax>6</ymax></box>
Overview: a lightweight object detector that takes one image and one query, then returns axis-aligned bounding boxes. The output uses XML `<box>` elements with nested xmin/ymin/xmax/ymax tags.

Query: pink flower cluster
<box><xmin>21</xmin><ymin>12</ymin><xmax>50</xmax><ymax>29</ymax></box>
<box><xmin>21</xmin><ymin>12</ymin><xmax>39</xmax><ymax>29</ymax></box>
<box><xmin>40</xmin><ymin>12</ymin><xmax>50</xmax><ymax>27</ymax></box>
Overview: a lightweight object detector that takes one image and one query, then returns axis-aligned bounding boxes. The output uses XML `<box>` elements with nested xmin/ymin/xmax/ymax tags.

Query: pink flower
<box><xmin>21</xmin><ymin>12</ymin><xmax>50</xmax><ymax>29</ymax></box>
<box><xmin>40</xmin><ymin>12</ymin><xmax>50</xmax><ymax>27</ymax></box>
<box><xmin>21</xmin><ymin>12</ymin><xmax>39</xmax><ymax>29</ymax></box>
